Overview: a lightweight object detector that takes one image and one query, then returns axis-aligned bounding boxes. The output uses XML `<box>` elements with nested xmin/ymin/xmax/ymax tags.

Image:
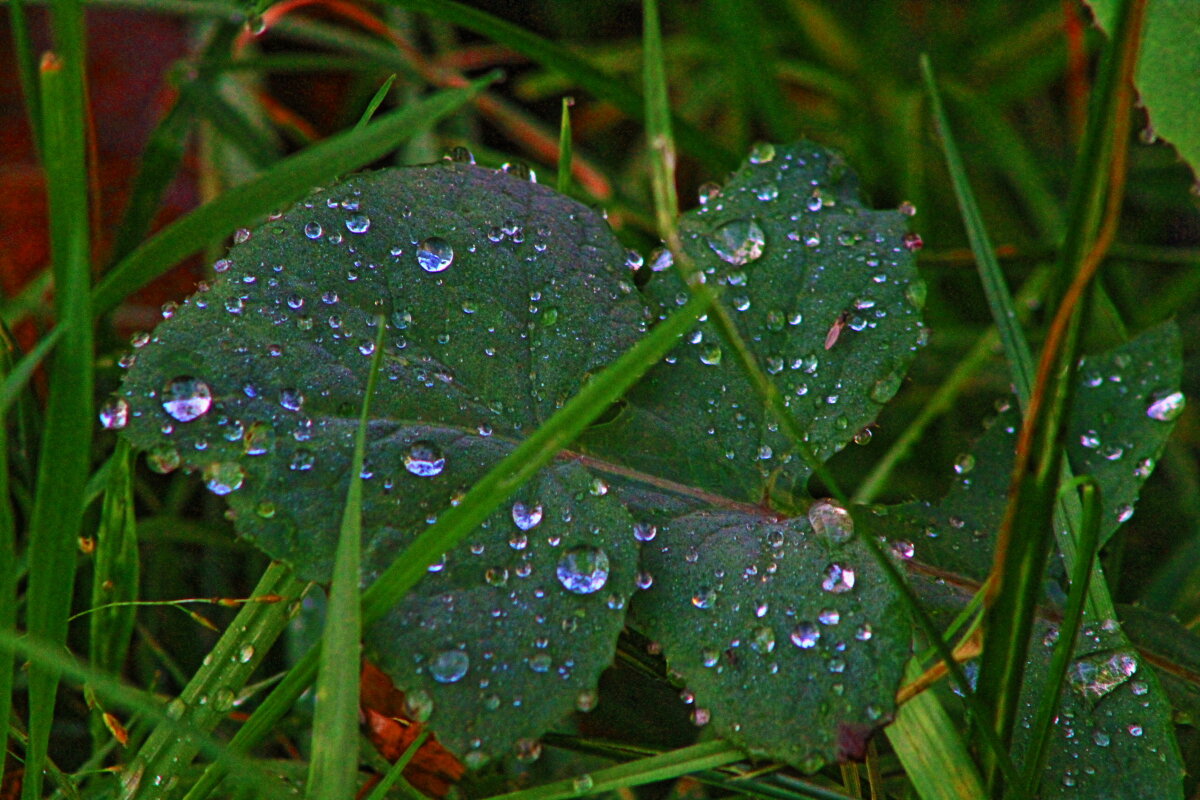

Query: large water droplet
<box><xmin>162</xmin><ymin>376</ymin><xmax>213</xmax><ymax>422</ymax></box>
<box><xmin>707</xmin><ymin>218</ymin><xmax>765</xmax><ymax>265</ymax></box>
<box><xmin>748</xmin><ymin>142</ymin><xmax>776</xmax><ymax>164</ymax></box>
<box><xmin>416</xmin><ymin>237</ymin><xmax>454</xmax><ymax>273</ymax></box>
<box><xmin>404</xmin><ymin>441</ymin><xmax>446</xmax><ymax>477</ymax></box>
<box><xmin>1146</xmin><ymin>391</ymin><xmax>1185</xmax><ymax>422</ymax></box>
<box><xmin>556</xmin><ymin>546</ymin><xmax>610</xmax><ymax>594</ymax></box>
<box><xmin>691</xmin><ymin>587</ymin><xmax>717</xmax><ymax>609</ymax></box>
<box><xmin>808</xmin><ymin>500</ymin><xmax>854</xmax><ymax>543</ymax></box>
<box><xmin>1068</xmin><ymin>649</ymin><xmax>1138</xmax><ymax>703</ymax></box>
<box><xmin>512</xmin><ymin>502</ymin><xmax>544</xmax><ymax>531</ymax></box>
<box><xmin>345</xmin><ymin>213</ymin><xmax>371</xmax><ymax>234</ymax></box>
<box><xmin>430</xmin><ymin>650</ymin><xmax>469</xmax><ymax>683</ymax></box>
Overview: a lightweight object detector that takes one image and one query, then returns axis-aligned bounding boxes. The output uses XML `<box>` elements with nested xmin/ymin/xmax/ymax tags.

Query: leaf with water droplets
<box><xmin>630</xmin><ymin>504</ymin><xmax>908</xmax><ymax>769</ymax></box>
<box><xmin>581</xmin><ymin>142</ymin><xmax>925</xmax><ymax>501</ymax></box>
<box><xmin>115</xmin><ymin>160</ymin><xmax>645</xmax><ymax>766</ymax></box>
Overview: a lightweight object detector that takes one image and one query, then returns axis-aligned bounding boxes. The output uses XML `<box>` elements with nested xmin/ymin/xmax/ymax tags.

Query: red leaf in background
<box><xmin>360</xmin><ymin>661</ymin><xmax>464</xmax><ymax>799</ymax></box>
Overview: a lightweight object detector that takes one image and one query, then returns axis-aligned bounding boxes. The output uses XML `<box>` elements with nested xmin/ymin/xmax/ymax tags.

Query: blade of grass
<box><xmin>556</xmin><ymin>97</ymin><xmax>573</xmax><ymax>196</ymax></box>
<box><xmin>381</xmin><ymin>0</ymin><xmax>736</xmax><ymax>171</ymax></box>
<box><xmin>354</xmin><ymin>74</ymin><xmax>397</xmax><ymax>131</ymax></box>
<box><xmin>122</xmin><ymin>561</ymin><xmax>309</xmax><ymax>800</ymax></box>
<box><xmin>0</xmin><ymin>326</ymin><xmax>65</xmax><ymax>419</ymax></box>
<box><xmin>8</xmin><ymin>0</ymin><xmax>43</xmax><ymax>155</ymax></box>
<box><xmin>306</xmin><ymin>319</ymin><xmax>386</xmax><ymax>800</ymax></box>
<box><xmin>92</xmin><ymin>75</ymin><xmax>496</xmax><ymax>316</ymax></box>
<box><xmin>184</xmin><ymin>283</ymin><xmax>721</xmax><ymax>800</ymax></box>
<box><xmin>88</xmin><ymin>440</ymin><xmax>140</xmax><ymax>752</ymax></box>
<box><xmin>1018</xmin><ymin>478</ymin><xmax>1101</xmax><ymax>797</ymax></box>
<box><xmin>24</xmin><ymin>48</ymin><xmax>95</xmax><ymax>800</ymax></box>
<box><xmin>484</xmin><ymin>740</ymin><xmax>744</xmax><ymax>800</ymax></box>
<box><xmin>364</xmin><ymin>731</ymin><xmax>429</xmax><ymax>800</ymax></box>
<box><xmin>707</xmin><ymin>0</ymin><xmax>798</xmax><ymax>144</ymax></box>
<box><xmin>0</xmin><ymin>328</ymin><xmax>16</xmax><ymax>786</ymax></box>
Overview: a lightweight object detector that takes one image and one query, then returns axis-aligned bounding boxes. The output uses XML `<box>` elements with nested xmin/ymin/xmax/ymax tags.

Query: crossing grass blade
<box><xmin>24</xmin><ymin>43</ymin><xmax>95</xmax><ymax>800</ymax></box>
<box><xmin>306</xmin><ymin>320</ymin><xmax>387</xmax><ymax>800</ymax></box>
<box><xmin>91</xmin><ymin>75</ymin><xmax>496</xmax><ymax>317</ymax></box>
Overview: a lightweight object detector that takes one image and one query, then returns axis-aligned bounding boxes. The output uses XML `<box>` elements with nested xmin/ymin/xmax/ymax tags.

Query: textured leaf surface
<box><xmin>115</xmin><ymin>144</ymin><xmax>920</xmax><ymax>771</ymax></box>
<box><xmin>581</xmin><ymin>142</ymin><xmax>926</xmax><ymax>502</ymax></box>
<box><xmin>631</xmin><ymin>506</ymin><xmax>909</xmax><ymax>769</ymax></box>
<box><xmin>1087</xmin><ymin>0</ymin><xmax>1200</xmax><ymax>181</ymax></box>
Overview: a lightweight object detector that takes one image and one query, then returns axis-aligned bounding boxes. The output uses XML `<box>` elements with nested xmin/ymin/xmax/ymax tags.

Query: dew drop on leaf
<box><xmin>161</xmin><ymin>376</ymin><xmax>213</xmax><ymax>422</ymax></box>
<box><xmin>555</xmin><ymin>546</ymin><xmax>610</xmax><ymax>594</ymax></box>
<box><xmin>512</xmin><ymin>502</ymin><xmax>544</xmax><ymax>531</ymax></box>
<box><xmin>429</xmin><ymin>650</ymin><xmax>470</xmax><ymax>683</ymax></box>
<box><xmin>808</xmin><ymin>500</ymin><xmax>854</xmax><ymax>543</ymax></box>
<box><xmin>1146</xmin><ymin>390</ymin><xmax>1185</xmax><ymax>421</ymax></box>
<box><xmin>345</xmin><ymin>213</ymin><xmax>371</xmax><ymax>233</ymax></box>
<box><xmin>790</xmin><ymin>621</ymin><xmax>820</xmax><ymax>649</ymax></box>
<box><xmin>748</xmin><ymin>141</ymin><xmax>776</xmax><ymax>164</ymax></box>
<box><xmin>99</xmin><ymin>397</ymin><xmax>130</xmax><ymax>430</ymax></box>
<box><xmin>707</xmin><ymin>218</ymin><xmax>765</xmax><ymax>265</ymax></box>
<box><xmin>403</xmin><ymin>441</ymin><xmax>446</xmax><ymax>477</ymax></box>
<box><xmin>416</xmin><ymin>236</ymin><xmax>455</xmax><ymax>273</ymax></box>
<box><xmin>821</xmin><ymin>563</ymin><xmax>856</xmax><ymax>593</ymax></box>
<box><xmin>1067</xmin><ymin>649</ymin><xmax>1138</xmax><ymax>702</ymax></box>
<box><xmin>202</xmin><ymin>462</ymin><xmax>245</xmax><ymax>495</ymax></box>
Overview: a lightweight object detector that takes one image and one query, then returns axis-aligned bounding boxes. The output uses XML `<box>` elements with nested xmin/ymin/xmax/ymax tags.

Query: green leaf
<box><xmin>116</xmin><ymin>143</ymin><xmax>920</xmax><ymax>772</ymax></box>
<box><xmin>582</xmin><ymin>142</ymin><xmax>926</xmax><ymax>503</ymax></box>
<box><xmin>1086</xmin><ymin>0</ymin><xmax>1200</xmax><ymax>181</ymax></box>
<box><xmin>631</xmin><ymin>505</ymin><xmax>909</xmax><ymax>770</ymax></box>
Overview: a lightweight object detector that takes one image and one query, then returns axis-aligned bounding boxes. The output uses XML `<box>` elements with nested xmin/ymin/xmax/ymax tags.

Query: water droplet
<box><xmin>691</xmin><ymin>707</ymin><xmax>711</xmax><ymax>726</ymax></box>
<box><xmin>1068</xmin><ymin>649</ymin><xmax>1138</xmax><ymax>703</ymax></box>
<box><xmin>515</xmin><ymin>738</ymin><xmax>542</xmax><ymax>762</ymax></box>
<box><xmin>279</xmin><ymin>388</ymin><xmax>304</xmax><ymax>412</ymax></box>
<box><xmin>870</xmin><ymin>371</ymin><xmax>903</xmax><ymax>404</ymax></box>
<box><xmin>633</xmin><ymin>522</ymin><xmax>657</xmax><ymax>542</ymax></box>
<box><xmin>528</xmin><ymin>653</ymin><xmax>552</xmax><ymax>673</ymax></box>
<box><xmin>589</xmin><ymin>478</ymin><xmax>609</xmax><ymax>496</ymax></box>
<box><xmin>808</xmin><ymin>499</ymin><xmax>854</xmax><ymax>543</ymax></box>
<box><xmin>790</xmin><ymin>621</ymin><xmax>820</xmax><ymax>649</ymax></box>
<box><xmin>856</xmin><ymin>624</ymin><xmax>873</xmax><ymax>641</ymax></box>
<box><xmin>576</xmin><ymin>689</ymin><xmax>598</xmax><ymax>712</ymax></box>
<box><xmin>445</xmin><ymin>145</ymin><xmax>475</xmax><ymax>164</ymax></box>
<box><xmin>99</xmin><ymin>397</ymin><xmax>130</xmax><ymax>430</ymax></box>
<box><xmin>821</xmin><ymin>563</ymin><xmax>856</xmax><ymax>593</ymax></box>
<box><xmin>707</xmin><ymin>218</ymin><xmax>765</xmax><ymax>265</ymax></box>
<box><xmin>304</xmin><ymin>221</ymin><xmax>323</xmax><ymax>239</ymax></box>
<box><xmin>1146</xmin><ymin>391</ymin><xmax>1185</xmax><ymax>422</ymax></box>
<box><xmin>345</xmin><ymin>213</ymin><xmax>371</xmax><ymax>233</ymax></box>
<box><xmin>750</xmin><ymin>625</ymin><xmax>776</xmax><ymax>653</ymax></box>
<box><xmin>147</xmin><ymin>446</ymin><xmax>181</xmax><ymax>474</ymax></box>
<box><xmin>818</xmin><ymin>608</ymin><xmax>840</xmax><ymax>625</ymax></box>
<box><xmin>699</xmin><ymin>345</ymin><xmax>723</xmax><ymax>366</ymax></box>
<box><xmin>416</xmin><ymin>237</ymin><xmax>454</xmax><ymax>272</ymax></box>
<box><xmin>902</xmin><ymin>232</ymin><xmax>923</xmax><ymax>251</ymax></box>
<box><xmin>891</xmin><ymin>540</ymin><xmax>915</xmax><ymax>559</ymax></box>
<box><xmin>572</xmin><ymin>774</ymin><xmax>594</xmax><ymax>793</ymax></box>
<box><xmin>512</xmin><ymin>502</ymin><xmax>544</xmax><ymax>531</ymax></box>
<box><xmin>748</xmin><ymin>142</ymin><xmax>776</xmax><ymax>164</ymax></box>
<box><xmin>953</xmin><ymin>453</ymin><xmax>975</xmax><ymax>475</ymax></box>
<box><xmin>556</xmin><ymin>546</ymin><xmax>610</xmax><ymax>594</ymax></box>
<box><xmin>404</xmin><ymin>441</ymin><xmax>446</xmax><ymax>477</ymax></box>
<box><xmin>1116</xmin><ymin>504</ymin><xmax>1134</xmax><ymax>523</ymax></box>
<box><xmin>238</xmin><ymin>644</ymin><xmax>256</xmax><ymax>663</ymax></box>
<box><xmin>905</xmin><ymin>279</ymin><xmax>927</xmax><ymax>310</ymax></box>
<box><xmin>162</xmin><ymin>377</ymin><xmax>213</xmax><ymax>422</ymax></box>
<box><xmin>691</xmin><ymin>587</ymin><xmax>717</xmax><ymax>609</ymax></box>
<box><xmin>430</xmin><ymin>650</ymin><xmax>469</xmax><ymax>683</ymax></box>
<box><xmin>290</xmin><ymin>449</ymin><xmax>315</xmax><ymax>471</ymax></box>
<box><xmin>203</xmin><ymin>462</ymin><xmax>245</xmax><ymax>495</ymax></box>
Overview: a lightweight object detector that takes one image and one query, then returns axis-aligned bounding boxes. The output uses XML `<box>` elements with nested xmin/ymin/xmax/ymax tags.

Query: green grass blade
<box><xmin>92</xmin><ymin>76</ymin><xmax>496</xmax><ymax>317</ymax></box>
<box><xmin>920</xmin><ymin>55</ymin><xmax>1036</xmax><ymax>411</ymax></box>
<box><xmin>8</xmin><ymin>0</ymin><xmax>43</xmax><ymax>155</ymax></box>
<box><xmin>354</xmin><ymin>74</ymin><xmax>397</xmax><ymax>131</ymax></box>
<box><xmin>123</xmin><ymin>561</ymin><xmax>309</xmax><ymax>800</ymax></box>
<box><xmin>184</xmin><ymin>75</ymin><xmax>281</xmax><ymax>170</ymax></box>
<box><xmin>306</xmin><ymin>320</ymin><xmax>387</xmax><ymax>800</ymax></box>
<box><xmin>88</xmin><ymin>440</ymin><xmax>140</xmax><ymax>751</ymax></box>
<box><xmin>707</xmin><ymin>0</ymin><xmax>798</xmax><ymax>144</ymax></box>
<box><xmin>382</xmin><ymin>0</ymin><xmax>737</xmax><ymax>171</ymax></box>
<box><xmin>484</xmin><ymin>740</ymin><xmax>744</xmax><ymax>800</ymax></box>
<box><xmin>0</xmin><ymin>326</ymin><xmax>64</xmax><ymax>419</ymax></box>
<box><xmin>1018</xmin><ymin>478</ymin><xmax>1102</xmax><ymax>797</ymax></box>
<box><xmin>886</xmin><ymin>660</ymin><xmax>986</xmax><ymax>800</ymax></box>
<box><xmin>556</xmin><ymin>97</ymin><xmax>573</xmax><ymax>196</ymax></box>
<box><xmin>24</xmin><ymin>47</ymin><xmax>95</xmax><ymax>800</ymax></box>
<box><xmin>183</xmin><ymin>286</ymin><xmax>720</xmax><ymax>800</ymax></box>
<box><xmin>0</xmin><ymin>331</ymin><xmax>17</xmax><ymax>784</ymax></box>
<box><xmin>642</xmin><ymin>0</ymin><xmax>678</xmax><ymax>234</ymax></box>
<box><xmin>364</xmin><ymin>731</ymin><xmax>429</xmax><ymax>800</ymax></box>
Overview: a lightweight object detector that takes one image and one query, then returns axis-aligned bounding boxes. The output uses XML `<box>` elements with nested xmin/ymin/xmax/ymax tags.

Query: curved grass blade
<box><xmin>91</xmin><ymin>76</ymin><xmax>496</xmax><ymax>316</ymax></box>
<box><xmin>306</xmin><ymin>320</ymin><xmax>386</xmax><ymax>800</ymax></box>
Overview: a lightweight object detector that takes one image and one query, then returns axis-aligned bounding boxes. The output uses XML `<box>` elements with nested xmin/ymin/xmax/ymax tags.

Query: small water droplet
<box><xmin>429</xmin><ymin>650</ymin><xmax>470</xmax><ymax>683</ymax></box>
<box><xmin>633</xmin><ymin>522</ymin><xmax>657</xmax><ymax>542</ymax></box>
<box><xmin>99</xmin><ymin>397</ymin><xmax>130</xmax><ymax>430</ymax></box>
<box><xmin>345</xmin><ymin>213</ymin><xmax>371</xmax><ymax>233</ymax></box>
<box><xmin>238</xmin><ymin>644</ymin><xmax>256</xmax><ymax>663</ymax></box>
<box><xmin>750</xmin><ymin>625</ymin><xmax>776</xmax><ymax>653</ymax></box>
<box><xmin>790</xmin><ymin>622</ymin><xmax>820</xmax><ymax>649</ymax></box>
<box><xmin>572</xmin><ymin>774</ymin><xmax>594</xmax><ymax>793</ymax></box>
<box><xmin>953</xmin><ymin>453</ymin><xmax>975</xmax><ymax>475</ymax></box>
<box><xmin>1116</xmin><ymin>504</ymin><xmax>1134</xmax><ymax>523</ymax></box>
<box><xmin>818</xmin><ymin>608</ymin><xmax>840</xmax><ymax>625</ymax></box>
<box><xmin>203</xmin><ymin>462</ymin><xmax>245</xmax><ymax>495</ymax></box>
<box><xmin>445</xmin><ymin>146</ymin><xmax>475</xmax><ymax>164</ymax></box>
<box><xmin>556</xmin><ymin>546</ymin><xmax>610</xmax><ymax>594</ymax></box>
<box><xmin>748</xmin><ymin>142</ymin><xmax>776</xmax><ymax>164</ymax></box>
<box><xmin>304</xmin><ymin>221</ymin><xmax>323</xmax><ymax>239</ymax></box>
<box><xmin>162</xmin><ymin>376</ymin><xmax>213</xmax><ymax>422</ymax></box>
<box><xmin>416</xmin><ymin>237</ymin><xmax>454</xmax><ymax>272</ymax></box>
<box><xmin>691</xmin><ymin>587</ymin><xmax>717</xmax><ymax>609</ymax></box>
<box><xmin>821</xmin><ymin>563</ymin><xmax>856</xmax><ymax>593</ymax></box>
<box><xmin>708</xmin><ymin>218</ymin><xmax>765</xmax><ymax>265</ymax></box>
<box><xmin>279</xmin><ymin>388</ymin><xmax>304</xmax><ymax>412</ymax></box>
<box><xmin>404</xmin><ymin>441</ymin><xmax>446</xmax><ymax>477</ymax></box>
<box><xmin>1146</xmin><ymin>391</ymin><xmax>1185</xmax><ymax>422</ymax></box>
